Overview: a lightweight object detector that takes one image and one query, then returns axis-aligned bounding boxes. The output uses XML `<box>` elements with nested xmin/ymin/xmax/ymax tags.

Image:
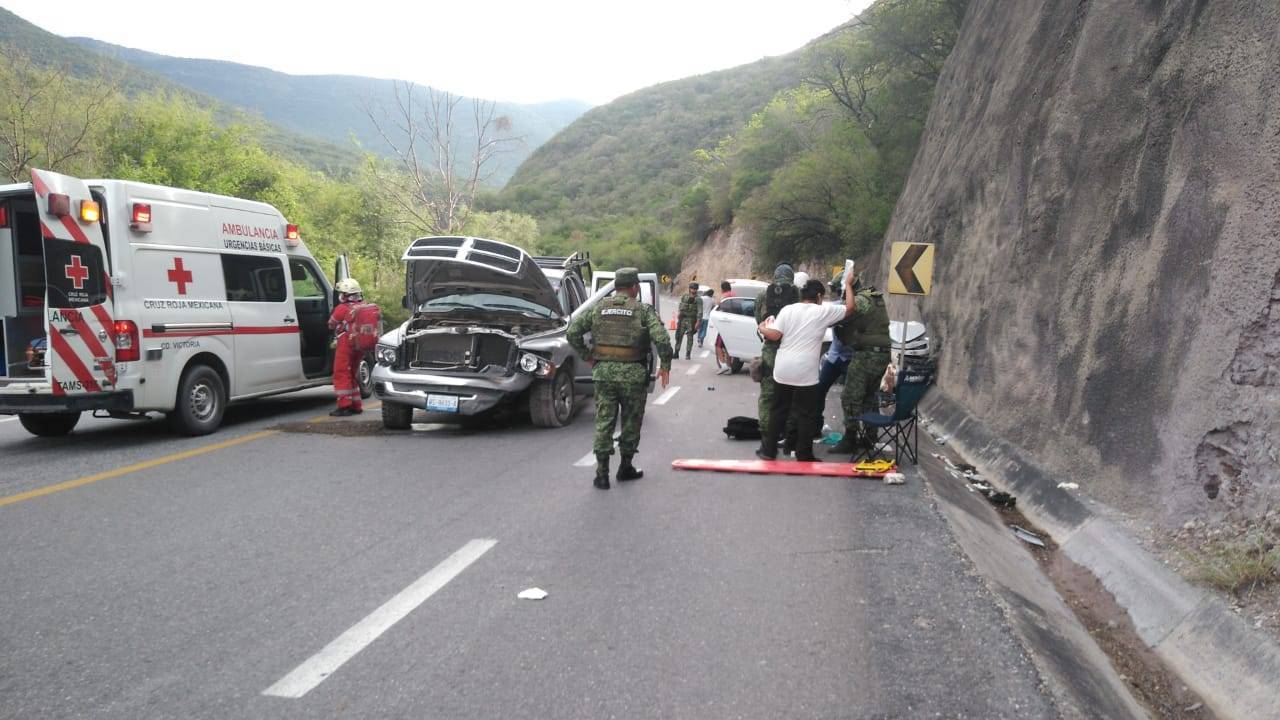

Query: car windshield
<box><xmin>417</xmin><ymin>293</ymin><xmax>557</xmax><ymax>319</ymax></box>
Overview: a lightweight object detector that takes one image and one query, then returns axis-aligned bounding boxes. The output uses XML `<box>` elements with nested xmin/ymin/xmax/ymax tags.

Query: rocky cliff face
<box><xmin>675</xmin><ymin>225</ymin><xmax>762</xmax><ymax>289</ymax></box>
<box><xmin>882</xmin><ymin>0</ymin><xmax>1280</xmax><ymax>523</ymax></box>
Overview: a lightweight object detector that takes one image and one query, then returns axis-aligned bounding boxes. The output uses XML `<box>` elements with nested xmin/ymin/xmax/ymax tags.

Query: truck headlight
<box><xmin>519</xmin><ymin>353</ymin><xmax>555</xmax><ymax>377</ymax></box>
<box><xmin>376</xmin><ymin>344</ymin><xmax>398</xmax><ymax>366</ymax></box>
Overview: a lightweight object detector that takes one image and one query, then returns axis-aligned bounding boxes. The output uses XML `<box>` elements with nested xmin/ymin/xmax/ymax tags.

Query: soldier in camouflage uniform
<box><xmin>829</xmin><ymin>278</ymin><xmax>893</xmax><ymax>456</ymax></box>
<box><xmin>568</xmin><ymin>267</ymin><xmax>673</xmax><ymax>489</ymax></box>
<box><xmin>754</xmin><ymin>264</ymin><xmax>797</xmax><ymax>436</ymax></box>
<box><xmin>674</xmin><ymin>282</ymin><xmax>702</xmax><ymax>359</ymax></box>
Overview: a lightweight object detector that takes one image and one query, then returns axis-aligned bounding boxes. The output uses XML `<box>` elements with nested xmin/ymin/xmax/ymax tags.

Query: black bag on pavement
<box><xmin>724</xmin><ymin>416</ymin><xmax>762</xmax><ymax>440</ymax></box>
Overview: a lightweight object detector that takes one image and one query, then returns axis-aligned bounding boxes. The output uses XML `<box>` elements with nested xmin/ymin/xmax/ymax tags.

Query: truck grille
<box><xmin>410</xmin><ymin>332</ymin><xmax>515</xmax><ymax>371</ymax></box>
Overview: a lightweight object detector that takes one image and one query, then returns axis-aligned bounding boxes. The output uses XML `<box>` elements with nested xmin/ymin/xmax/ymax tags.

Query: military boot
<box><xmin>827</xmin><ymin>433</ymin><xmax>860</xmax><ymax>456</ymax></box>
<box><xmin>617</xmin><ymin>454</ymin><xmax>644</xmax><ymax>481</ymax></box>
<box><xmin>594</xmin><ymin>455</ymin><xmax>611</xmax><ymax>490</ymax></box>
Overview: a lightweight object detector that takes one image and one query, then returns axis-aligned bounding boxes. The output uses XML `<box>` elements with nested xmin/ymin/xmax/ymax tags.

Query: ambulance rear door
<box><xmin>32</xmin><ymin>169</ymin><xmax>117</xmax><ymax>396</ymax></box>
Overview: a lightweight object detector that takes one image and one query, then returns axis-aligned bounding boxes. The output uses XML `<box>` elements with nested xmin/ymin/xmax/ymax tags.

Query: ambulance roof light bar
<box><xmin>79</xmin><ymin>199</ymin><xmax>100</xmax><ymax>223</ymax></box>
<box><xmin>285</xmin><ymin>223</ymin><xmax>300</xmax><ymax>247</ymax></box>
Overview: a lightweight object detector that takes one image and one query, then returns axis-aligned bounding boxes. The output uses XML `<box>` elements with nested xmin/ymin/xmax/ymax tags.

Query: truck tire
<box><xmin>169</xmin><ymin>364</ymin><xmax>226</xmax><ymax>436</ymax></box>
<box><xmin>730</xmin><ymin>358</ymin><xmax>745</xmax><ymax>375</ymax></box>
<box><xmin>530</xmin><ymin>367</ymin><xmax>576</xmax><ymax>428</ymax></box>
<box><xmin>382</xmin><ymin>401</ymin><xmax>413</xmax><ymax>430</ymax></box>
<box><xmin>18</xmin><ymin>412</ymin><xmax>81</xmax><ymax>437</ymax></box>
<box><xmin>358</xmin><ymin>354</ymin><xmax>374</xmax><ymax>399</ymax></box>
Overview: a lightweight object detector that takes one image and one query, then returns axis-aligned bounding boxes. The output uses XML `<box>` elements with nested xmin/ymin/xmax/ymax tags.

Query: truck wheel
<box><xmin>730</xmin><ymin>358</ymin><xmax>745</xmax><ymax>375</ymax></box>
<box><xmin>358</xmin><ymin>354</ymin><xmax>374</xmax><ymax>399</ymax></box>
<box><xmin>530</xmin><ymin>368</ymin><xmax>575</xmax><ymax>428</ymax></box>
<box><xmin>18</xmin><ymin>412</ymin><xmax>81</xmax><ymax>437</ymax></box>
<box><xmin>381</xmin><ymin>401</ymin><xmax>413</xmax><ymax>430</ymax></box>
<box><xmin>169</xmin><ymin>364</ymin><xmax>226</xmax><ymax>436</ymax></box>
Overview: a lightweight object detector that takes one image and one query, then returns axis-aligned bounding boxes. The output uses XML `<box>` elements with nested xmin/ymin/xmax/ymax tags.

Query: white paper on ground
<box><xmin>517</xmin><ymin>587</ymin><xmax>548</xmax><ymax>600</ymax></box>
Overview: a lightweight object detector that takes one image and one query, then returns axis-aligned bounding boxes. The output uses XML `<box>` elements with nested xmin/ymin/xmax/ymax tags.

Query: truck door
<box><xmin>32</xmin><ymin>169</ymin><xmax>116</xmax><ymax>396</ymax></box>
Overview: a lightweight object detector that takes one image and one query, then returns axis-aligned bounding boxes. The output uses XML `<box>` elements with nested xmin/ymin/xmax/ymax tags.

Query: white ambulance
<box><xmin>0</xmin><ymin>169</ymin><xmax>342</xmax><ymax>436</ymax></box>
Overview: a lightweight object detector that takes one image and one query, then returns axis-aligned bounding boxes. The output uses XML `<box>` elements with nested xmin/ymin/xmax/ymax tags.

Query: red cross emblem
<box><xmin>167</xmin><ymin>257</ymin><xmax>193</xmax><ymax>295</ymax></box>
<box><xmin>64</xmin><ymin>255</ymin><xmax>89</xmax><ymax>290</ymax></box>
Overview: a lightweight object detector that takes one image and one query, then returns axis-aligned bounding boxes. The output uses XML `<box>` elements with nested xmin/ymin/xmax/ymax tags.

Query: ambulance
<box><xmin>0</xmin><ymin>169</ymin><xmax>342</xmax><ymax>437</ymax></box>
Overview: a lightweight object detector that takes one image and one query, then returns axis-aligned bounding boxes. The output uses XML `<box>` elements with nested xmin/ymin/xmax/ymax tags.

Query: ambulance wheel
<box><xmin>381</xmin><ymin>401</ymin><xmax>413</xmax><ymax>430</ymax></box>
<box><xmin>18</xmin><ymin>412</ymin><xmax>81</xmax><ymax>437</ymax></box>
<box><xmin>530</xmin><ymin>367</ymin><xmax>575</xmax><ymax>428</ymax></box>
<box><xmin>730</xmin><ymin>358</ymin><xmax>745</xmax><ymax>375</ymax></box>
<box><xmin>358</xmin><ymin>354</ymin><xmax>374</xmax><ymax>399</ymax></box>
<box><xmin>170</xmin><ymin>364</ymin><xmax>226</xmax><ymax>436</ymax></box>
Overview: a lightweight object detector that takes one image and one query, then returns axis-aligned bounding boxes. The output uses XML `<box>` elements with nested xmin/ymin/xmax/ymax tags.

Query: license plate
<box><xmin>426</xmin><ymin>393</ymin><xmax>459</xmax><ymax>413</ymax></box>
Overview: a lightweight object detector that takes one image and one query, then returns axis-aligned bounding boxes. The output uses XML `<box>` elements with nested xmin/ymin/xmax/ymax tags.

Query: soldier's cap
<box><xmin>688</xmin><ymin>281</ymin><xmax>699</xmax><ymax>289</ymax></box>
<box><xmin>615</xmin><ymin>267</ymin><xmax>640</xmax><ymax>287</ymax></box>
<box><xmin>773</xmin><ymin>263</ymin><xmax>795</xmax><ymax>284</ymax></box>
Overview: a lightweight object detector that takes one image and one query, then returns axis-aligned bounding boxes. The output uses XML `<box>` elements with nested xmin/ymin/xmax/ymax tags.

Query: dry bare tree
<box><xmin>364</xmin><ymin>82</ymin><xmax>521</xmax><ymax>235</ymax></box>
<box><xmin>0</xmin><ymin>50</ymin><xmax>116</xmax><ymax>183</ymax></box>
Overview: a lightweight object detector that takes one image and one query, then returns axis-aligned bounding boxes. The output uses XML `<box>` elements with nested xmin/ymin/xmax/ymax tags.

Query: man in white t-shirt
<box><xmin>697</xmin><ymin>289</ymin><xmax>715</xmax><ymax>347</ymax></box>
<box><xmin>755</xmin><ymin>272</ymin><xmax>856</xmax><ymax>461</ymax></box>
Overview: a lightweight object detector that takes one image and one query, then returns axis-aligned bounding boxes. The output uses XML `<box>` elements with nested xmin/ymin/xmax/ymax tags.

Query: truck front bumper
<box><xmin>370</xmin><ymin>367</ymin><xmax>534</xmax><ymax>416</ymax></box>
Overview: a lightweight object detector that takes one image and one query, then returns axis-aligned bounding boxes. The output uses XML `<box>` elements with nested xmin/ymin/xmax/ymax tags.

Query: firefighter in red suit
<box><xmin>328</xmin><ymin>278</ymin><xmax>368</xmax><ymax>416</ymax></box>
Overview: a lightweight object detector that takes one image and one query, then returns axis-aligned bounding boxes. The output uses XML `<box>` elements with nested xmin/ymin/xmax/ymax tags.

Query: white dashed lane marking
<box><xmin>700</xmin><ymin>350</ymin><xmax>710</xmax><ymax>359</ymax></box>
<box><xmin>654</xmin><ymin>386</ymin><xmax>682</xmax><ymax>406</ymax></box>
<box><xmin>686</xmin><ymin>364</ymin><xmax>700</xmax><ymax>376</ymax></box>
<box><xmin>262</xmin><ymin>539</ymin><xmax>498</xmax><ymax>699</ymax></box>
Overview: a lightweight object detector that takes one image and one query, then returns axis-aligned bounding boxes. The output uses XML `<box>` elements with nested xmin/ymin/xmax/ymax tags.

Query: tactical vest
<box><xmin>592</xmin><ymin>295</ymin><xmax>645</xmax><ymax>362</ymax></box>
<box><xmin>678</xmin><ymin>294</ymin><xmax>701</xmax><ymax>320</ymax></box>
<box><xmin>763</xmin><ymin>282</ymin><xmax>798</xmax><ymax>318</ymax></box>
<box><xmin>843</xmin><ymin>289</ymin><xmax>892</xmax><ymax>350</ymax></box>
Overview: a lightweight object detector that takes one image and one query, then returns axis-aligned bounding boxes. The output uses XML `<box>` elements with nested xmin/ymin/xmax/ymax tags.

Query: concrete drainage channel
<box><xmin>920</xmin><ymin>439</ymin><xmax>1214</xmax><ymax>719</ymax></box>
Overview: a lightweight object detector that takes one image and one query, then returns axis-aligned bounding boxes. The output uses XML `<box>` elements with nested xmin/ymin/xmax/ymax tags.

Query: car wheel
<box><xmin>530</xmin><ymin>367</ymin><xmax>575</xmax><ymax>428</ymax></box>
<box><xmin>382</xmin><ymin>401</ymin><xmax>413</xmax><ymax>430</ymax></box>
<box><xmin>730</xmin><ymin>358</ymin><xmax>745</xmax><ymax>375</ymax></box>
<box><xmin>18</xmin><ymin>412</ymin><xmax>81</xmax><ymax>437</ymax></box>
<box><xmin>169</xmin><ymin>364</ymin><xmax>226</xmax><ymax>436</ymax></box>
<box><xmin>358</xmin><ymin>354</ymin><xmax>374</xmax><ymax>399</ymax></box>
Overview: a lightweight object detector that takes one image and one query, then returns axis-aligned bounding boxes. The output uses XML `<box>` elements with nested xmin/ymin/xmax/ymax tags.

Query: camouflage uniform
<box><xmin>753</xmin><ymin>266</ymin><xmax>797</xmax><ymax>434</ymax></box>
<box><xmin>674</xmin><ymin>290</ymin><xmax>701</xmax><ymax>359</ymax></box>
<box><xmin>836</xmin><ymin>288</ymin><xmax>892</xmax><ymax>449</ymax></box>
<box><xmin>568</xmin><ymin>269</ymin><xmax>673</xmax><ymax>488</ymax></box>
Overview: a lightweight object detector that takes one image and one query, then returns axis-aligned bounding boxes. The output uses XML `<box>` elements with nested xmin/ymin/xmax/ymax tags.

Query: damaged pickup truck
<box><xmin>371</xmin><ymin>236</ymin><xmax>607</xmax><ymax>430</ymax></box>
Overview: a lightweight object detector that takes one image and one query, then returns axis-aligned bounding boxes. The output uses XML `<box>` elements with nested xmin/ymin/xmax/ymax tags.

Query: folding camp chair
<box><xmin>850</xmin><ymin>377</ymin><xmax>930</xmax><ymax>465</ymax></box>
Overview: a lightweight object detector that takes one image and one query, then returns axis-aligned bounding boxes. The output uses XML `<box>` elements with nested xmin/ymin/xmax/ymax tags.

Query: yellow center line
<box><xmin>0</xmin><ymin>429</ymin><xmax>279</xmax><ymax>508</ymax></box>
<box><xmin>1</xmin><ymin>401</ymin><xmax>385</xmax><ymax>508</ymax></box>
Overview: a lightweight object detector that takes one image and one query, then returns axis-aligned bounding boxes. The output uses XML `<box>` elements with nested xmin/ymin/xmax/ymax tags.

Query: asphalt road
<box><xmin>0</xmin><ymin>345</ymin><xmax>1061</xmax><ymax>719</ymax></box>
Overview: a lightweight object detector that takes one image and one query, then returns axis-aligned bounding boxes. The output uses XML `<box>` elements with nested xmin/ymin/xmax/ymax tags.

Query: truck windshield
<box><xmin>417</xmin><ymin>293</ymin><xmax>557</xmax><ymax>319</ymax></box>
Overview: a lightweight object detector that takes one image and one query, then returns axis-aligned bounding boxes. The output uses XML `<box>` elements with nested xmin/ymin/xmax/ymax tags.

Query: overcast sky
<box><xmin>5</xmin><ymin>0</ymin><xmax>870</xmax><ymax>105</ymax></box>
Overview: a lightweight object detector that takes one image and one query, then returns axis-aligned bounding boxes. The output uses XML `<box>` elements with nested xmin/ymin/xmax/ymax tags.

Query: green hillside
<box><xmin>71</xmin><ymin>37</ymin><xmax>591</xmax><ymax>184</ymax></box>
<box><xmin>0</xmin><ymin>6</ymin><xmax>358</xmax><ymax>173</ymax></box>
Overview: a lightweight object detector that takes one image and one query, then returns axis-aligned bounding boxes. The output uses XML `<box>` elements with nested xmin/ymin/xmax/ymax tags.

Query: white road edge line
<box><xmin>654</xmin><ymin>386</ymin><xmax>682</xmax><ymax>406</ymax></box>
<box><xmin>686</xmin><ymin>364</ymin><xmax>700</xmax><ymax>376</ymax></box>
<box><xmin>262</xmin><ymin>538</ymin><xmax>498</xmax><ymax>699</ymax></box>
<box><xmin>574</xmin><ymin>451</ymin><xmax>597</xmax><ymax>467</ymax></box>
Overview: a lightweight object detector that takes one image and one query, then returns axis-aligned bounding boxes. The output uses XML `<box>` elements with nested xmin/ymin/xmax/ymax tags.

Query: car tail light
<box><xmin>114</xmin><ymin>320</ymin><xmax>140</xmax><ymax>362</ymax></box>
<box><xmin>131</xmin><ymin>203</ymin><xmax>152</xmax><ymax>232</ymax></box>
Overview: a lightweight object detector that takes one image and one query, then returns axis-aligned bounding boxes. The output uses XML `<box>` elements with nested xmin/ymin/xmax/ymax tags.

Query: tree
<box><xmin>365</xmin><ymin>83</ymin><xmax>521</xmax><ymax>235</ymax></box>
<box><xmin>0</xmin><ymin>50</ymin><xmax>116</xmax><ymax>183</ymax></box>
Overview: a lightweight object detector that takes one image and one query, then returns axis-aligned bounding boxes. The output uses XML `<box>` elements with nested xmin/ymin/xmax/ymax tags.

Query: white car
<box><xmin>709</xmin><ymin>283</ymin><xmax>837</xmax><ymax>374</ymax></box>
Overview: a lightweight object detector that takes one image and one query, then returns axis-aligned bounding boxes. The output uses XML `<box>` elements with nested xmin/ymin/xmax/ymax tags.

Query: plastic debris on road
<box><xmin>884</xmin><ymin>472</ymin><xmax>906</xmax><ymax>485</ymax></box>
<box><xmin>517</xmin><ymin>588</ymin><xmax>549</xmax><ymax>600</ymax></box>
<box><xmin>1057</xmin><ymin>482</ymin><xmax>1080</xmax><ymax>490</ymax></box>
<box><xmin>1011</xmin><ymin>525</ymin><xmax>1046</xmax><ymax>548</ymax></box>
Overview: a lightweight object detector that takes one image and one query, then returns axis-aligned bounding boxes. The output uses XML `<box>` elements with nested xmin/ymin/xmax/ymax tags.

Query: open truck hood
<box><xmin>404</xmin><ymin>236</ymin><xmax>563</xmax><ymax>319</ymax></box>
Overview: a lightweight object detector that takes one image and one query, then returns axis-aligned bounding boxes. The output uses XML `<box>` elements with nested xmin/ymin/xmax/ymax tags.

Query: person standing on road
<box><xmin>756</xmin><ymin>274</ymin><xmax>857</xmax><ymax>462</ymax></box>
<box><xmin>720</xmin><ymin>280</ymin><xmax>735</xmax><ymax>299</ymax></box>
<box><xmin>754</xmin><ymin>264</ymin><xmax>798</xmax><ymax>434</ymax></box>
<box><xmin>829</xmin><ymin>276</ymin><xmax>893</xmax><ymax>456</ymax></box>
<box><xmin>675</xmin><ymin>282</ymin><xmax>701</xmax><ymax>360</ymax></box>
<box><xmin>697</xmin><ymin>288</ymin><xmax>715</xmax><ymax>347</ymax></box>
<box><xmin>327</xmin><ymin>278</ymin><xmax>376</xmax><ymax>417</ymax></box>
<box><xmin>567</xmin><ymin>268</ymin><xmax>673</xmax><ymax>490</ymax></box>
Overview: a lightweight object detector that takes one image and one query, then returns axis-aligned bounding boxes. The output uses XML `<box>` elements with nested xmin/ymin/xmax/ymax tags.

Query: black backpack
<box><xmin>723</xmin><ymin>416</ymin><xmax>762</xmax><ymax>440</ymax></box>
<box><xmin>763</xmin><ymin>282</ymin><xmax>798</xmax><ymax>318</ymax></box>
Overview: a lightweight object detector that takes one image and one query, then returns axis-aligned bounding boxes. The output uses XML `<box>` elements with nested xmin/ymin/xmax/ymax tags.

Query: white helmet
<box><xmin>335</xmin><ymin>278</ymin><xmax>362</xmax><ymax>295</ymax></box>
<box><xmin>793</xmin><ymin>271</ymin><xmax>810</xmax><ymax>289</ymax></box>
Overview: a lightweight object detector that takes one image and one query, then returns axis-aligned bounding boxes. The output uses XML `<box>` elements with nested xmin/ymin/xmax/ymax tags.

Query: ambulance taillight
<box><xmin>114</xmin><ymin>320</ymin><xmax>140</xmax><ymax>362</ymax></box>
<box><xmin>131</xmin><ymin>203</ymin><xmax>153</xmax><ymax>232</ymax></box>
<box><xmin>0</xmin><ymin>205</ymin><xmax>8</xmax><ymax>228</ymax></box>
<box><xmin>285</xmin><ymin>224</ymin><xmax>300</xmax><ymax>246</ymax></box>
<box><xmin>48</xmin><ymin>193</ymin><xmax>71</xmax><ymax>217</ymax></box>
<box><xmin>79</xmin><ymin>200</ymin><xmax>101</xmax><ymax>223</ymax></box>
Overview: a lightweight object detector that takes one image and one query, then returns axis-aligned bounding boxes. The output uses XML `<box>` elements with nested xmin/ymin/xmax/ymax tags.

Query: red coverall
<box><xmin>328</xmin><ymin>300</ymin><xmax>363</xmax><ymax>411</ymax></box>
